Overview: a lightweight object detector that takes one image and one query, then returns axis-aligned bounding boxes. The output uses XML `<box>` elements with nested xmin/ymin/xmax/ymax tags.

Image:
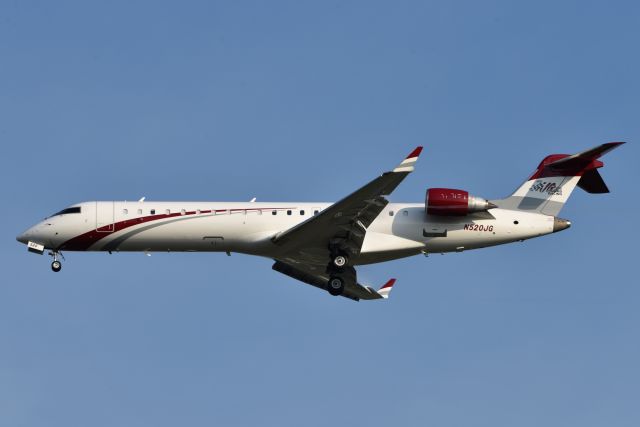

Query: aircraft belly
<box><xmin>356</xmin><ymin>248</ymin><xmax>424</xmax><ymax>265</ymax></box>
<box><xmin>357</xmin><ymin>231</ymin><xmax>424</xmax><ymax>263</ymax></box>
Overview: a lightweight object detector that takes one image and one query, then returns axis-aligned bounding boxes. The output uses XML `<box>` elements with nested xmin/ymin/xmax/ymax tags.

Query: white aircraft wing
<box><xmin>270</xmin><ymin>146</ymin><xmax>422</xmax><ymax>300</ymax></box>
<box><xmin>272</xmin><ymin>147</ymin><xmax>422</xmax><ymax>258</ymax></box>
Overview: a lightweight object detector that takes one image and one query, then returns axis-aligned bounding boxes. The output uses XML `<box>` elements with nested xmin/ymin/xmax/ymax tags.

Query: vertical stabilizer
<box><xmin>493</xmin><ymin>142</ymin><xmax>624</xmax><ymax>216</ymax></box>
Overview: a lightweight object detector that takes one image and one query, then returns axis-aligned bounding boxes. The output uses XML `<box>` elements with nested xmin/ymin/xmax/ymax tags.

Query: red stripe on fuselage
<box><xmin>59</xmin><ymin>207</ymin><xmax>297</xmax><ymax>251</ymax></box>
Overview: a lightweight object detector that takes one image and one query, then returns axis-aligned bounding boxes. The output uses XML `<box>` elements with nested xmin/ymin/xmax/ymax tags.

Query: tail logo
<box><xmin>529</xmin><ymin>180</ymin><xmax>563</xmax><ymax>196</ymax></box>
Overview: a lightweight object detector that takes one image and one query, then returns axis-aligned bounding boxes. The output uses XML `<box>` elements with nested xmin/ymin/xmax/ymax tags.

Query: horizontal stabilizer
<box><xmin>547</xmin><ymin>142</ymin><xmax>625</xmax><ymax>171</ymax></box>
<box><xmin>577</xmin><ymin>169</ymin><xmax>609</xmax><ymax>193</ymax></box>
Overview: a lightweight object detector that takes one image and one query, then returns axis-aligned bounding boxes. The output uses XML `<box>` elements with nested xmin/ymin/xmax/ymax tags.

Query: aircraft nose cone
<box><xmin>16</xmin><ymin>231</ymin><xmax>29</xmax><ymax>244</ymax></box>
<box><xmin>17</xmin><ymin>224</ymin><xmax>40</xmax><ymax>244</ymax></box>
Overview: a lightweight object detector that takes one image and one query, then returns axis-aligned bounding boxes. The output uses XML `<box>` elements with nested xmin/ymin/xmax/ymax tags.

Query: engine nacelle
<box><xmin>425</xmin><ymin>188</ymin><xmax>496</xmax><ymax>216</ymax></box>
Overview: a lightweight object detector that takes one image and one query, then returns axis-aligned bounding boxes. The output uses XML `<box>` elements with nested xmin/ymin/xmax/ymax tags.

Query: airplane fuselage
<box><xmin>18</xmin><ymin>200</ymin><xmax>564</xmax><ymax>265</ymax></box>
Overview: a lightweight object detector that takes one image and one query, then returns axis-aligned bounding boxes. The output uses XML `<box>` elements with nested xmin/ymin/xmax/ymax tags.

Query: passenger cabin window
<box><xmin>287</xmin><ymin>210</ymin><xmax>292</xmax><ymax>215</ymax></box>
<box><xmin>272</xmin><ymin>211</ymin><xmax>277</xmax><ymax>215</ymax></box>
<box><xmin>50</xmin><ymin>207</ymin><xmax>81</xmax><ymax>217</ymax></box>
<box><xmin>150</xmin><ymin>209</ymin><xmax>156</xmax><ymax>215</ymax></box>
<box><xmin>300</xmin><ymin>210</ymin><xmax>305</xmax><ymax>215</ymax></box>
<box><xmin>314</xmin><ymin>210</ymin><xmax>319</xmax><ymax>215</ymax></box>
<box><xmin>389</xmin><ymin>211</ymin><xmax>394</xmax><ymax>216</ymax></box>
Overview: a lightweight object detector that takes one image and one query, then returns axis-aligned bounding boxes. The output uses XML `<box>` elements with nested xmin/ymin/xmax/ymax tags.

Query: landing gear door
<box><xmin>96</xmin><ymin>201</ymin><xmax>115</xmax><ymax>232</ymax></box>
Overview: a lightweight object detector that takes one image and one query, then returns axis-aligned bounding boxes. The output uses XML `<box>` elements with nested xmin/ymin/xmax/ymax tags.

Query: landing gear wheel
<box><xmin>327</xmin><ymin>276</ymin><xmax>345</xmax><ymax>296</ymax></box>
<box><xmin>332</xmin><ymin>254</ymin><xmax>348</xmax><ymax>268</ymax></box>
<box><xmin>51</xmin><ymin>260</ymin><xmax>62</xmax><ymax>272</ymax></box>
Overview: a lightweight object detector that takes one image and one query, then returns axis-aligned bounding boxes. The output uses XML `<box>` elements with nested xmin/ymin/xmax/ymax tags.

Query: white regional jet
<box><xmin>17</xmin><ymin>143</ymin><xmax>623</xmax><ymax>301</ymax></box>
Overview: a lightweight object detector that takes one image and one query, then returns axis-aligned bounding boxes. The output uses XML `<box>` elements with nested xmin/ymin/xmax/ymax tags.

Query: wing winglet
<box><xmin>375</xmin><ymin>278</ymin><xmax>396</xmax><ymax>299</ymax></box>
<box><xmin>393</xmin><ymin>146</ymin><xmax>423</xmax><ymax>172</ymax></box>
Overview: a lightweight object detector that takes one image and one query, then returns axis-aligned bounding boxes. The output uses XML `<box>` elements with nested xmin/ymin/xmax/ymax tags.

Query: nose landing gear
<box><xmin>48</xmin><ymin>251</ymin><xmax>63</xmax><ymax>272</ymax></box>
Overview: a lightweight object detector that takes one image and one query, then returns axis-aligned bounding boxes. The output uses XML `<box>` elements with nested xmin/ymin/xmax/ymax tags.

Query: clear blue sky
<box><xmin>1</xmin><ymin>1</ymin><xmax>638</xmax><ymax>426</ymax></box>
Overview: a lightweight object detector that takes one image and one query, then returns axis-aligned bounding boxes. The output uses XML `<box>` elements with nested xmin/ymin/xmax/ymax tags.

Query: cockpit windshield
<box><xmin>49</xmin><ymin>206</ymin><xmax>82</xmax><ymax>217</ymax></box>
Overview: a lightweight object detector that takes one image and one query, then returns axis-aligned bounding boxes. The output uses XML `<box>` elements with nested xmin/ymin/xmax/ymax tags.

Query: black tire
<box><xmin>332</xmin><ymin>254</ymin><xmax>348</xmax><ymax>268</ymax></box>
<box><xmin>327</xmin><ymin>276</ymin><xmax>344</xmax><ymax>296</ymax></box>
<box><xmin>51</xmin><ymin>261</ymin><xmax>62</xmax><ymax>272</ymax></box>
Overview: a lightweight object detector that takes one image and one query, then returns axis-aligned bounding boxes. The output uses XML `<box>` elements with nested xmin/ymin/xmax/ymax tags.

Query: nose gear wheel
<box><xmin>48</xmin><ymin>251</ymin><xmax>63</xmax><ymax>272</ymax></box>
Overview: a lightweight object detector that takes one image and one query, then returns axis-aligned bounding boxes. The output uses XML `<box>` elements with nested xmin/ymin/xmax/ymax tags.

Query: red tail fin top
<box><xmin>529</xmin><ymin>142</ymin><xmax>624</xmax><ymax>179</ymax></box>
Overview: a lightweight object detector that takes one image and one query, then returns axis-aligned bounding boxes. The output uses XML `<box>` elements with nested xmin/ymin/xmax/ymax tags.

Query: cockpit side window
<box><xmin>50</xmin><ymin>207</ymin><xmax>81</xmax><ymax>217</ymax></box>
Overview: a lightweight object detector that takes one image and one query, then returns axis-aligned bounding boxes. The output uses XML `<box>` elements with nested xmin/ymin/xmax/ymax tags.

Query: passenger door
<box><xmin>96</xmin><ymin>201</ymin><xmax>115</xmax><ymax>232</ymax></box>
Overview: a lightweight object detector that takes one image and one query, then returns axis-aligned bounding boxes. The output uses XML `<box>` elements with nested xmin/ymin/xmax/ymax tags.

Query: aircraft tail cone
<box><xmin>553</xmin><ymin>217</ymin><xmax>571</xmax><ymax>233</ymax></box>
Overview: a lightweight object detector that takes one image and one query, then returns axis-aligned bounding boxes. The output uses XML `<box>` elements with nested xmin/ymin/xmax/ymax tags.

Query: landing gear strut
<box><xmin>49</xmin><ymin>251</ymin><xmax>62</xmax><ymax>272</ymax></box>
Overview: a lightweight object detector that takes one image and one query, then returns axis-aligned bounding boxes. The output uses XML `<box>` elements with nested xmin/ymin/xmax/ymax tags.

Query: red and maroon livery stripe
<box><xmin>60</xmin><ymin>207</ymin><xmax>296</xmax><ymax>251</ymax></box>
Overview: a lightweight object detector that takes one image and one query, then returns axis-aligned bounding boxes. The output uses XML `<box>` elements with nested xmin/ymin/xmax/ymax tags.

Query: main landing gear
<box><xmin>49</xmin><ymin>251</ymin><xmax>63</xmax><ymax>272</ymax></box>
<box><xmin>331</xmin><ymin>254</ymin><xmax>348</xmax><ymax>268</ymax></box>
<box><xmin>327</xmin><ymin>276</ymin><xmax>345</xmax><ymax>296</ymax></box>
<box><xmin>326</xmin><ymin>250</ymin><xmax>352</xmax><ymax>296</ymax></box>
